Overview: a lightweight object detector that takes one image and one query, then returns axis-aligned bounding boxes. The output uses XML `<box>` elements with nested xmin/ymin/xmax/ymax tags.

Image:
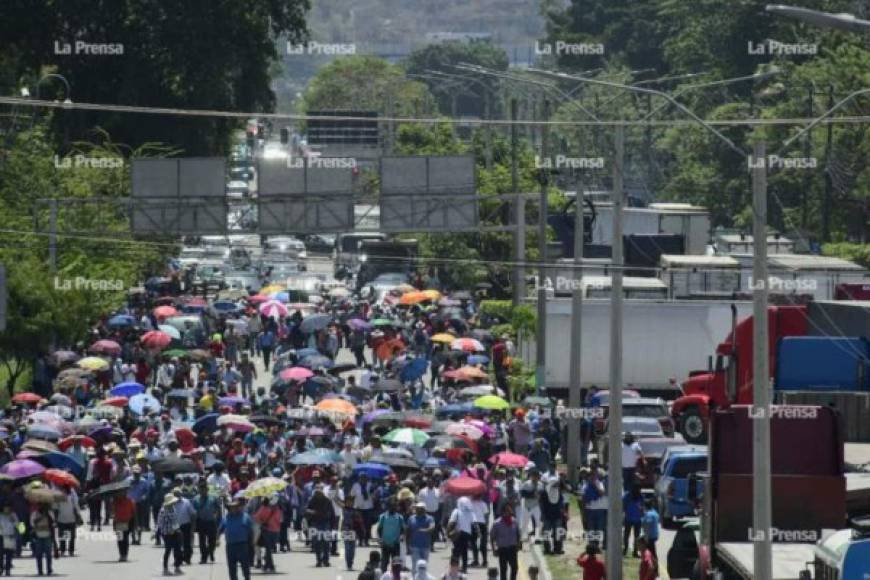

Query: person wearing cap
<box><xmin>417</xmin><ymin>477</ymin><xmax>442</xmax><ymax>547</ymax></box>
<box><xmin>156</xmin><ymin>493</ymin><xmax>183</xmax><ymax>575</ymax></box>
<box><xmin>219</xmin><ymin>499</ymin><xmax>254</xmax><ymax>580</ymax></box>
<box><xmin>407</xmin><ymin>502</ymin><xmax>435</xmax><ymax>566</ymax></box>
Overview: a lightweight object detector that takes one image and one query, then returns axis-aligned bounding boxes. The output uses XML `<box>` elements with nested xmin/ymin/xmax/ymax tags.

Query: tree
<box><xmin>404</xmin><ymin>41</ymin><xmax>509</xmax><ymax>118</ymax></box>
<box><xmin>299</xmin><ymin>55</ymin><xmax>436</xmax><ymax>117</ymax></box>
<box><xmin>0</xmin><ymin>0</ymin><xmax>309</xmax><ymax>156</ymax></box>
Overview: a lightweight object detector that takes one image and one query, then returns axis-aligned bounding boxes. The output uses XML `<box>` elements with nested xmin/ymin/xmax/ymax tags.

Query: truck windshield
<box><xmin>624</xmin><ymin>405</ymin><xmax>667</xmax><ymax>418</ymax></box>
<box><xmin>671</xmin><ymin>457</ymin><xmax>707</xmax><ymax>478</ymax></box>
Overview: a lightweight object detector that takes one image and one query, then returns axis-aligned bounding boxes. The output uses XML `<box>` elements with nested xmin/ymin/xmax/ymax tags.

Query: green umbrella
<box><xmin>372</xmin><ymin>318</ymin><xmax>395</xmax><ymax>327</ymax></box>
<box><xmin>473</xmin><ymin>395</ymin><xmax>510</xmax><ymax>411</ymax></box>
<box><xmin>163</xmin><ymin>349</ymin><xmax>187</xmax><ymax>358</ymax></box>
<box><xmin>383</xmin><ymin>428</ymin><xmax>430</xmax><ymax>446</ymax></box>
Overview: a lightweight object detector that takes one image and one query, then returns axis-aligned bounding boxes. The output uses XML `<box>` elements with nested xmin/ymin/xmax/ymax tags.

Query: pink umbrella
<box><xmin>445</xmin><ymin>423</ymin><xmax>484</xmax><ymax>440</ymax></box>
<box><xmin>0</xmin><ymin>459</ymin><xmax>46</xmax><ymax>479</ymax></box>
<box><xmin>259</xmin><ymin>300</ymin><xmax>288</xmax><ymax>319</ymax></box>
<box><xmin>141</xmin><ymin>330</ymin><xmax>172</xmax><ymax>350</ymax></box>
<box><xmin>248</xmin><ymin>295</ymin><xmax>270</xmax><ymax>305</ymax></box>
<box><xmin>88</xmin><ymin>339</ymin><xmax>121</xmax><ymax>356</ymax></box>
<box><xmin>280</xmin><ymin>367</ymin><xmax>314</xmax><ymax>382</ymax></box>
<box><xmin>153</xmin><ymin>305</ymin><xmax>179</xmax><ymax>320</ymax></box>
<box><xmin>450</xmin><ymin>338</ymin><xmax>485</xmax><ymax>353</ymax></box>
<box><xmin>464</xmin><ymin>419</ymin><xmax>495</xmax><ymax>437</ymax></box>
<box><xmin>488</xmin><ymin>451</ymin><xmax>529</xmax><ymax>468</ymax></box>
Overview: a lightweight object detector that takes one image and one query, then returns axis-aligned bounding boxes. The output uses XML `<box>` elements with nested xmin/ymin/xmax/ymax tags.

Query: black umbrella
<box><xmin>91</xmin><ymin>479</ymin><xmax>131</xmax><ymax>498</ymax></box>
<box><xmin>451</xmin><ymin>291</ymin><xmax>472</xmax><ymax>300</ymax></box>
<box><xmin>470</xmin><ymin>329</ymin><xmax>493</xmax><ymax>342</ymax></box>
<box><xmin>327</xmin><ymin>363</ymin><xmax>357</xmax><ymax>375</ymax></box>
<box><xmin>249</xmin><ymin>415</ymin><xmax>285</xmax><ymax>427</ymax></box>
<box><xmin>167</xmin><ymin>389</ymin><xmax>194</xmax><ymax>399</ymax></box>
<box><xmin>372</xmin><ymin>379</ymin><xmax>402</xmax><ymax>392</ymax></box>
<box><xmin>151</xmin><ymin>456</ymin><xmax>198</xmax><ymax>475</ymax></box>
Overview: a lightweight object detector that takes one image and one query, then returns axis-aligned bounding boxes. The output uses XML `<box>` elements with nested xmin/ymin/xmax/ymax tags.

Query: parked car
<box><xmin>654</xmin><ymin>446</ymin><xmax>708</xmax><ymax>527</ymax></box>
<box><xmin>597</xmin><ymin>417</ymin><xmax>664</xmax><ymax>464</ymax></box>
<box><xmin>634</xmin><ymin>434</ymin><xmax>688</xmax><ymax>488</ymax></box>
<box><xmin>594</xmin><ymin>397</ymin><xmax>675</xmax><ymax>437</ymax></box>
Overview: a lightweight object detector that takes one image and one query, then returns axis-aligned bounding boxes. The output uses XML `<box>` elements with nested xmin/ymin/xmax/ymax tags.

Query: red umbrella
<box><xmin>153</xmin><ymin>305</ymin><xmax>179</xmax><ymax>320</ymax></box>
<box><xmin>403</xmin><ymin>416</ymin><xmax>433</xmax><ymax>429</ymax></box>
<box><xmin>43</xmin><ymin>468</ymin><xmax>79</xmax><ymax>488</ymax></box>
<box><xmin>488</xmin><ymin>452</ymin><xmax>529</xmax><ymax>468</ymax></box>
<box><xmin>248</xmin><ymin>295</ymin><xmax>270</xmax><ymax>305</ymax></box>
<box><xmin>174</xmin><ymin>427</ymin><xmax>196</xmax><ymax>453</ymax></box>
<box><xmin>102</xmin><ymin>396</ymin><xmax>129</xmax><ymax>408</ymax></box>
<box><xmin>88</xmin><ymin>340</ymin><xmax>122</xmax><ymax>356</ymax></box>
<box><xmin>58</xmin><ymin>435</ymin><xmax>96</xmax><ymax>451</ymax></box>
<box><xmin>444</xmin><ymin>476</ymin><xmax>486</xmax><ymax>497</ymax></box>
<box><xmin>11</xmin><ymin>393</ymin><xmax>43</xmax><ymax>405</ymax></box>
<box><xmin>141</xmin><ymin>330</ymin><xmax>172</xmax><ymax>349</ymax></box>
<box><xmin>279</xmin><ymin>367</ymin><xmax>314</xmax><ymax>382</ymax></box>
<box><xmin>376</xmin><ymin>338</ymin><xmax>405</xmax><ymax>361</ymax></box>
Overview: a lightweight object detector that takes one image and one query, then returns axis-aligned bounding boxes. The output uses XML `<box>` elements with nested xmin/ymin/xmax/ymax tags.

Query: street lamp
<box><xmin>29</xmin><ymin>73</ymin><xmax>73</xmax><ymax>130</ymax></box>
<box><xmin>766</xmin><ymin>4</ymin><xmax>870</xmax><ymax>33</ymax></box>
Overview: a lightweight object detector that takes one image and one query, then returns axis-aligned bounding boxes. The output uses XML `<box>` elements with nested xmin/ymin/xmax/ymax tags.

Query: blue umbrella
<box><xmin>182</xmin><ymin>304</ymin><xmax>207</xmax><ymax>314</ymax></box>
<box><xmin>26</xmin><ymin>425</ymin><xmax>61</xmax><ymax>440</ymax></box>
<box><xmin>299</xmin><ymin>355</ymin><xmax>334</xmax><ymax>369</ymax></box>
<box><xmin>435</xmin><ymin>402</ymin><xmax>475</xmax><ymax>418</ymax></box>
<box><xmin>400</xmin><ymin>357</ymin><xmax>429</xmax><ymax>382</ymax></box>
<box><xmin>218</xmin><ymin>396</ymin><xmax>248</xmax><ymax>407</ymax></box>
<box><xmin>347</xmin><ymin>318</ymin><xmax>371</xmax><ymax>331</ymax></box>
<box><xmin>294</xmin><ymin>348</ymin><xmax>319</xmax><ymax>359</ymax></box>
<box><xmin>107</xmin><ymin>314</ymin><xmax>136</xmax><ymax>329</ymax></box>
<box><xmin>212</xmin><ymin>301</ymin><xmax>240</xmax><ymax>312</ymax></box>
<box><xmin>110</xmin><ymin>382</ymin><xmax>145</xmax><ymax>398</ymax></box>
<box><xmin>352</xmin><ymin>462</ymin><xmax>392</xmax><ymax>479</ymax></box>
<box><xmin>300</xmin><ymin>314</ymin><xmax>332</xmax><ymax>334</ymax></box>
<box><xmin>467</xmin><ymin>355</ymin><xmax>490</xmax><ymax>366</ymax></box>
<box><xmin>193</xmin><ymin>413</ymin><xmax>219</xmax><ymax>434</ymax></box>
<box><xmin>290</xmin><ymin>450</ymin><xmax>341</xmax><ymax>465</ymax></box>
<box><xmin>272</xmin><ymin>292</ymin><xmax>290</xmax><ymax>303</ymax></box>
<box><xmin>128</xmin><ymin>393</ymin><xmax>161</xmax><ymax>415</ymax></box>
<box><xmin>423</xmin><ymin>457</ymin><xmax>450</xmax><ymax>469</ymax></box>
<box><xmin>35</xmin><ymin>452</ymin><xmax>85</xmax><ymax>480</ymax></box>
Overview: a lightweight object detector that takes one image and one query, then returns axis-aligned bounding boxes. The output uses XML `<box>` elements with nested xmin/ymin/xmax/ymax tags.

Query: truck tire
<box><xmin>680</xmin><ymin>406</ymin><xmax>708</xmax><ymax>444</ymax></box>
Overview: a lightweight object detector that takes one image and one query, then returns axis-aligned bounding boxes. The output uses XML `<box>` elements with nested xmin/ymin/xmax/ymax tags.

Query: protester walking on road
<box><xmin>219</xmin><ymin>498</ymin><xmax>254</xmax><ymax>580</ymax></box>
<box><xmin>157</xmin><ymin>494</ymin><xmax>183</xmax><ymax>575</ymax></box>
<box><xmin>489</xmin><ymin>504</ymin><xmax>521</xmax><ymax>580</ymax></box>
<box><xmin>30</xmin><ymin>503</ymin><xmax>55</xmax><ymax>576</ymax></box>
<box><xmin>113</xmin><ymin>490</ymin><xmax>136</xmax><ymax>562</ymax></box>
<box><xmin>192</xmin><ymin>481</ymin><xmax>220</xmax><ymax>564</ymax></box>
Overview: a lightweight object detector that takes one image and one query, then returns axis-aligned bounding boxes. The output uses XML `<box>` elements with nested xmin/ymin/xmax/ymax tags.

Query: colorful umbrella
<box><xmin>51</xmin><ymin>350</ymin><xmax>80</xmax><ymax>365</ymax></box>
<box><xmin>102</xmin><ymin>395</ymin><xmax>129</xmax><ymax>408</ymax></box>
<box><xmin>109</xmin><ymin>382</ymin><xmax>145</xmax><ymax>398</ymax></box>
<box><xmin>467</xmin><ymin>354</ymin><xmax>490</xmax><ymax>366</ymax></box>
<box><xmin>376</xmin><ymin>338</ymin><xmax>405</xmax><ymax>361</ymax></box>
<box><xmin>0</xmin><ymin>459</ymin><xmax>46</xmax><ymax>479</ymax></box>
<box><xmin>300</xmin><ymin>314</ymin><xmax>332</xmax><ymax>334</ymax></box>
<box><xmin>58</xmin><ymin>435</ymin><xmax>96</xmax><ymax>451</ymax></box>
<box><xmin>445</xmin><ymin>423</ymin><xmax>484</xmax><ymax>439</ymax></box>
<box><xmin>399</xmin><ymin>357</ymin><xmax>429</xmax><ymax>382</ymax></box>
<box><xmin>158</xmin><ymin>324</ymin><xmax>182</xmax><ymax>340</ymax></box>
<box><xmin>216</xmin><ymin>414</ymin><xmax>255</xmax><ymax>432</ymax></box>
<box><xmin>451</xmin><ymin>338</ymin><xmax>485</xmax><ymax>353</ymax></box>
<box><xmin>128</xmin><ymin>393</ymin><xmax>161</xmax><ymax>415</ymax></box>
<box><xmin>347</xmin><ymin>318</ymin><xmax>372</xmax><ymax>331</ymax></box>
<box><xmin>11</xmin><ymin>392</ymin><xmax>43</xmax><ymax>404</ymax></box>
<box><xmin>43</xmin><ymin>468</ymin><xmax>80</xmax><ymax>488</ymax></box>
<box><xmin>352</xmin><ymin>463</ymin><xmax>392</xmax><ymax>479</ymax></box>
<box><xmin>258</xmin><ymin>284</ymin><xmax>285</xmax><ymax>296</ymax></box>
<box><xmin>26</xmin><ymin>425</ymin><xmax>61</xmax><ymax>440</ymax></box>
<box><xmin>107</xmin><ymin>315</ymin><xmax>137</xmax><ymax>329</ymax></box>
<box><xmin>77</xmin><ymin>356</ymin><xmax>109</xmax><ymax>371</ymax></box>
<box><xmin>371</xmin><ymin>318</ymin><xmax>397</xmax><ymax>327</ymax></box>
<box><xmin>259</xmin><ymin>300</ymin><xmax>288</xmax><ymax>319</ymax></box>
<box><xmin>383</xmin><ymin>428</ymin><xmax>430</xmax><ymax>446</ymax></box>
<box><xmin>192</xmin><ymin>413</ymin><xmax>219</xmax><ymax>434</ymax></box>
<box><xmin>153</xmin><ymin>305</ymin><xmax>179</xmax><ymax>320</ymax></box>
<box><xmin>279</xmin><ymin>367</ymin><xmax>314</xmax><ymax>382</ymax></box>
<box><xmin>473</xmin><ymin>395</ymin><xmax>510</xmax><ymax>411</ymax></box>
<box><xmin>455</xmin><ymin>366</ymin><xmax>489</xmax><ymax>380</ymax></box>
<box><xmin>241</xmin><ymin>477</ymin><xmax>288</xmax><ymax>498</ymax></box>
<box><xmin>444</xmin><ymin>476</ymin><xmax>486</xmax><ymax>497</ymax></box>
<box><xmin>399</xmin><ymin>292</ymin><xmax>428</xmax><ymax>305</ymax></box>
<box><xmin>314</xmin><ymin>399</ymin><xmax>358</xmax><ymax>415</ymax></box>
<box><xmin>298</xmin><ymin>355</ymin><xmax>334</xmax><ymax>369</ymax></box>
<box><xmin>89</xmin><ymin>340</ymin><xmax>121</xmax><ymax>356</ymax></box>
<box><xmin>218</xmin><ymin>396</ymin><xmax>248</xmax><ymax>407</ymax></box>
<box><xmin>141</xmin><ymin>330</ymin><xmax>172</xmax><ymax>350</ymax></box>
<box><xmin>488</xmin><ymin>452</ymin><xmax>530</xmax><ymax>468</ymax></box>
<box><xmin>431</xmin><ymin>333</ymin><xmax>456</xmax><ymax>344</ymax></box>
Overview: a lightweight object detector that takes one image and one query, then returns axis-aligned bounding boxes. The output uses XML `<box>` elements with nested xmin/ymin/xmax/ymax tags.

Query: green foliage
<box><xmin>0</xmin><ymin>0</ymin><xmax>309</xmax><ymax>155</ymax></box>
<box><xmin>299</xmin><ymin>56</ymin><xmax>437</xmax><ymax>118</ymax></box>
<box><xmin>822</xmin><ymin>243</ymin><xmax>870</xmax><ymax>268</ymax></box>
<box><xmin>480</xmin><ymin>301</ymin><xmax>537</xmax><ymax>338</ymax></box>
<box><xmin>480</xmin><ymin>300</ymin><xmax>513</xmax><ymax>321</ymax></box>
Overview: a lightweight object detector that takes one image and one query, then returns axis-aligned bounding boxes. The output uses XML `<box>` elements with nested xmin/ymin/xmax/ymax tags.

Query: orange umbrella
<box><xmin>399</xmin><ymin>292</ymin><xmax>428</xmax><ymax>305</ymax></box>
<box><xmin>43</xmin><ymin>468</ymin><xmax>79</xmax><ymax>488</ymax></box>
<box><xmin>376</xmin><ymin>338</ymin><xmax>405</xmax><ymax>361</ymax></box>
<box><xmin>456</xmin><ymin>366</ymin><xmax>489</xmax><ymax>380</ymax></box>
<box><xmin>314</xmin><ymin>399</ymin><xmax>358</xmax><ymax>415</ymax></box>
<box><xmin>421</xmin><ymin>289</ymin><xmax>442</xmax><ymax>301</ymax></box>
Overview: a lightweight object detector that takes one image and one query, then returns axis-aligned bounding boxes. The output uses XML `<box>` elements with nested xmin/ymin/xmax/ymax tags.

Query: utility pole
<box><xmin>567</xmin><ymin>173</ymin><xmax>584</xmax><ymax>484</ymax></box>
<box><xmin>484</xmin><ymin>93</ymin><xmax>492</xmax><ymax>170</ymax></box>
<box><xmin>535</xmin><ymin>100</ymin><xmax>550</xmax><ymax>396</ymax></box>
<box><xmin>822</xmin><ymin>85</ymin><xmax>834</xmax><ymax>242</ymax></box>
<box><xmin>511</xmin><ymin>99</ymin><xmax>525</xmax><ymax>307</ymax></box>
<box><xmin>606</xmin><ymin>125</ymin><xmax>625</xmax><ymax>580</ymax></box>
<box><xmin>802</xmin><ymin>85</ymin><xmax>814</xmax><ymax>230</ymax></box>
<box><xmin>751</xmin><ymin>140</ymin><xmax>773</xmax><ymax>580</ymax></box>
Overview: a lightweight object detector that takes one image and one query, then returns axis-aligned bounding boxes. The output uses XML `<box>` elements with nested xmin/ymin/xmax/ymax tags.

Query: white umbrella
<box><xmin>158</xmin><ymin>324</ymin><xmax>182</xmax><ymax>340</ymax></box>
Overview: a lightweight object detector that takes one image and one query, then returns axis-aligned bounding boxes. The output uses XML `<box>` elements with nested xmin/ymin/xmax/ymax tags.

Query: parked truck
<box><xmin>671</xmin><ymin>301</ymin><xmax>870</xmax><ymax>443</ymax></box>
<box><xmin>354</xmin><ymin>239</ymin><xmax>419</xmax><ymax>290</ymax></box>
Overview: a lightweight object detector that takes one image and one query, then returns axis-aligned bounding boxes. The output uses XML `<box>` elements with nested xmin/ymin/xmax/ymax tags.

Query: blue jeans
<box><xmin>410</xmin><ymin>546</ymin><xmax>429</xmax><ymax>566</ymax></box>
<box><xmin>226</xmin><ymin>541</ymin><xmax>251</xmax><ymax>580</ymax></box>
<box><xmin>32</xmin><ymin>537</ymin><xmax>53</xmax><ymax>574</ymax></box>
<box><xmin>343</xmin><ymin>538</ymin><xmax>356</xmax><ymax>569</ymax></box>
<box><xmin>586</xmin><ymin>509</ymin><xmax>607</xmax><ymax>549</ymax></box>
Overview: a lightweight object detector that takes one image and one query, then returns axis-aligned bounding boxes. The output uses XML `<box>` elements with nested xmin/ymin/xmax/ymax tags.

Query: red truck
<box><xmin>671</xmin><ymin>300</ymin><xmax>870</xmax><ymax>444</ymax></box>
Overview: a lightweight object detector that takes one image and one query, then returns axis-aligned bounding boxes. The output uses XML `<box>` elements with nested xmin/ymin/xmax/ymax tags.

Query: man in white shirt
<box><xmin>339</xmin><ymin>441</ymin><xmax>359</xmax><ymax>477</ymax></box>
<box><xmin>620</xmin><ymin>432</ymin><xmax>644</xmax><ymax>492</ymax></box>
<box><xmin>417</xmin><ymin>478</ymin><xmax>442</xmax><ymax>546</ymax></box>
<box><xmin>206</xmin><ymin>464</ymin><xmax>231</xmax><ymax>498</ymax></box>
<box><xmin>350</xmin><ymin>473</ymin><xmax>375</xmax><ymax>546</ymax></box>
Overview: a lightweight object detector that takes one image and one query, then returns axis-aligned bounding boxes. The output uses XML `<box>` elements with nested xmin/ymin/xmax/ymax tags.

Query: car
<box><xmin>597</xmin><ymin>417</ymin><xmax>664</xmax><ymax>464</ymax></box>
<box><xmin>594</xmin><ymin>397</ymin><xmax>675</xmax><ymax>437</ymax></box>
<box><xmin>654</xmin><ymin>447</ymin><xmax>708</xmax><ymax>526</ymax></box>
<box><xmin>634</xmin><ymin>434</ymin><xmax>689</xmax><ymax>488</ymax></box>
<box><xmin>589</xmin><ymin>389</ymin><xmax>641</xmax><ymax>406</ymax></box>
<box><xmin>226</xmin><ymin>180</ymin><xmax>249</xmax><ymax>199</ymax></box>
<box><xmin>230</xmin><ymin>166</ymin><xmax>252</xmax><ymax>181</ymax></box>
<box><xmin>178</xmin><ymin>247</ymin><xmax>206</xmax><ymax>267</ymax></box>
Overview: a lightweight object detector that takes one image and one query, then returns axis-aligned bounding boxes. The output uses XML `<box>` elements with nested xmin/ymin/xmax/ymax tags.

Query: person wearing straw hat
<box><xmin>219</xmin><ymin>497</ymin><xmax>254</xmax><ymax>580</ymax></box>
<box><xmin>157</xmin><ymin>493</ymin><xmax>183</xmax><ymax>575</ymax></box>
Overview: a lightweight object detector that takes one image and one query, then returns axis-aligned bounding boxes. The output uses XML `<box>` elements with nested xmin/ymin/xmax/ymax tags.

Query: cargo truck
<box><xmin>671</xmin><ymin>301</ymin><xmax>870</xmax><ymax>443</ymax></box>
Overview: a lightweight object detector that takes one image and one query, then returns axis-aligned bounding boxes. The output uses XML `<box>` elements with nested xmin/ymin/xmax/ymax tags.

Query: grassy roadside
<box><xmin>0</xmin><ymin>362</ymin><xmax>33</xmax><ymax>408</ymax></box>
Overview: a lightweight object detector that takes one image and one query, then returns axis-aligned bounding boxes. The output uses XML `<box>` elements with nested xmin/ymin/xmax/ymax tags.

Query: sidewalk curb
<box><xmin>529</xmin><ymin>545</ymin><xmax>553</xmax><ymax>580</ymax></box>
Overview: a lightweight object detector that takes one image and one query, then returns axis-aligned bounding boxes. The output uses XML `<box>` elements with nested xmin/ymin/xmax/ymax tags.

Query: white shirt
<box><xmin>360</xmin><ymin>370</ymin><xmax>373</xmax><ymax>390</ymax></box>
<box><xmin>621</xmin><ymin>441</ymin><xmax>642</xmax><ymax>469</ymax></box>
<box><xmin>350</xmin><ymin>482</ymin><xmax>374</xmax><ymax>510</ymax></box>
<box><xmin>207</xmin><ymin>472</ymin><xmax>231</xmax><ymax>496</ymax></box>
<box><xmin>417</xmin><ymin>487</ymin><xmax>441</xmax><ymax>513</ymax></box>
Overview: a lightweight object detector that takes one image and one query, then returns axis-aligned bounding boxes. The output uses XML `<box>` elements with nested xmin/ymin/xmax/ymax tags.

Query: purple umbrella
<box><xmin>0</xmin><ymin>459</ymin><xmax>46</xmax><ymax>479</ymax></box>
<box><xmin>361</xmin><ymin>409</ymin><xmax>391</xmax><ymax>426</ymax></box>
<box><xmin>219</xmin><ymin>396</ymin><xmax>248</xmax><ymax>407</ymax></box>
<box><xmin>88</xmin><ymin>426</ymin><xmax>113</xmax><ymax>442</ymax></box>
<box><xmin>347</xmin><ymin>318</ymin><xmax>372</xmax><ymax>331</ymax></box>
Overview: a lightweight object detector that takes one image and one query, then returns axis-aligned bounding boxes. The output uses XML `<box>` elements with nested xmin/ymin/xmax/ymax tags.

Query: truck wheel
<box><xmin>681</xmin><ymin>407</ymin><xmax>708</xmax><ymax>444</ymax></box>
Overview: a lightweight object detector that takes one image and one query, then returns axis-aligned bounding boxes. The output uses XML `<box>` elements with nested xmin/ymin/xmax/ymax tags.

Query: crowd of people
<box><xmin>1</xmin><ymin>276</ymin><xmax>662</xmax><ymax>580</ymax></box>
